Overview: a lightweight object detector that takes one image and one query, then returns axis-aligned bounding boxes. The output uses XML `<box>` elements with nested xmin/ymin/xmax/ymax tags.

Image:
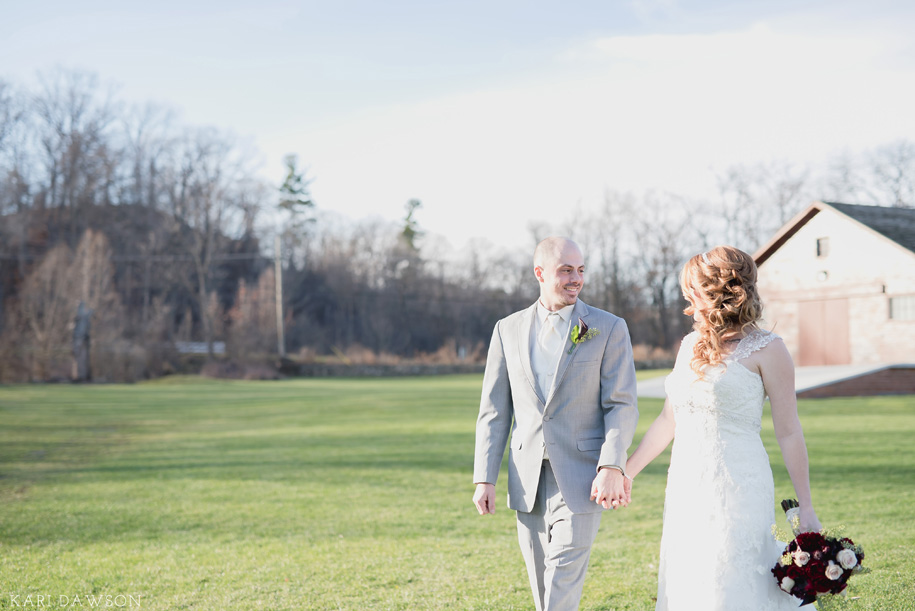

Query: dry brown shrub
<box><xmin>15</xmin><ymin>243</ymin><xmax>76</xmax><ymax>380</ymax></box>
<box><xmin>241</xmin><ymin>362</ymin><xmax>280</xmax><ymax>380</ymax></box>
<box><xmin>296</xmin><ymin>345</ymin><xmax>317</xmax><ymax>363</ymax></box>
<box><xmin>468</xmin><ymin>341</ymin><xmax>488</xmax><ymax>363</ymax></box>
<box><xmin>631</xmin><ymin>343</ymin><xmax>653</xmax><ymax>362</ymax></box>
<box><xmin>199</xmin><ymin>359</ymin><xmax>279</xmax><ymax>380</ymax></box>
<box><xmin>650</xmin><ymin>345</ymin><xmax>675</xmax><ymax>361</ymax></box>
<box><xmin>92</xmin><ymin>339</ymin><xmax>149</xmax><ymax>382</ymax></box>
<box><xmin>226</xmin><ymin>268</ymin><xmax>277</xmax><ymax>358</ymax></box>
<box><xmin>3</xmin><ymin>229</ymin><xmax>129</xmax><ymax>381</ymax></box>
<box><xmin>342</xmin><ymin>344</ymin><xmax>399</xmax><ymax>365</ymax></box>
<box><xmin>415</xmin><ymin>339</ymin><xmax>460</xmax><ymax>364</ymax></box>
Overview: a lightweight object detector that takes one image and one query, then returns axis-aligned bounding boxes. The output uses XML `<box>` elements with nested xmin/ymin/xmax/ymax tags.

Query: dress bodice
<box><xmin>664</xmin><ymin>329</ymin><xmax>778</xmax><ymax>437</ymax></box>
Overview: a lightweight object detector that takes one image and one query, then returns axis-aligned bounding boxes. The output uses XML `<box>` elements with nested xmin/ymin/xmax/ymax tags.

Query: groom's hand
<box><xmin>590</xmin><ymin>467</ymin><xmax>628</xmax><ymax>510</ymax></box>
<box><xmin>473</xmin><ymin>483</ymin><xmax>496</xmax><ymax>515</ymax></box>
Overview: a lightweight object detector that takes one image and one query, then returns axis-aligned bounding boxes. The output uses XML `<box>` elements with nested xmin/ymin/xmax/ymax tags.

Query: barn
<box><xmin>753</xmin><ymin>201</ymin><xmax>915</xmax><ymax>396</ymax></box>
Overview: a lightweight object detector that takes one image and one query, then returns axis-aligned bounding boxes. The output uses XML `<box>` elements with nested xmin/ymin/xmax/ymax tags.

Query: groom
<box><xmin>472</xmin><ymin>236</ymin><xmax>639</xmax><ymax>611</ymax></box>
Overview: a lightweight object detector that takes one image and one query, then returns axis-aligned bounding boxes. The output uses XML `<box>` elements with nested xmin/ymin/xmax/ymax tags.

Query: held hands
<box><xmin>473</xmin><ymin>483</ymin><xmax>496</xmax><ymax>515</ymax></box>
<box><xmin>590</xmin><ymin>467</ymin><xmax>632</xmax><ymax>510</ymax></box>
<box><xmin>475</xmin><ymin>471</ymin><xmax>636</xmax><ymax>514</ymax></box>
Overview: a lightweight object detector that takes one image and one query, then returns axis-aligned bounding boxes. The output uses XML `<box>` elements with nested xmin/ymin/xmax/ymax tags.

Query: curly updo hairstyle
<box><xmin>680</xmin><ymin>245</ymin><xmax>763</xmax><ymax>375</ymax></box>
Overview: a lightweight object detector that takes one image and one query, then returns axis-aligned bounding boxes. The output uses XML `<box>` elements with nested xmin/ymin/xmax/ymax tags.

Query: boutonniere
<box><xmin>568</xmin><ymin>317</ymin><xmax>600</xmax><ymax>354</ymax></box>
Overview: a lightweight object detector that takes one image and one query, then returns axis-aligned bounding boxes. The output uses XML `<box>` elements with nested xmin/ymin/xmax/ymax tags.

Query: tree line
<box><xmin>1</xmin><ymin>69</ymin><xmax>912</xmax><ymax>382</ymax></box>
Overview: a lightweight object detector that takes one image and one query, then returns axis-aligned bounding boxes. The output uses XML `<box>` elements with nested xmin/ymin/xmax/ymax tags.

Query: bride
<box><xmin>625</xmin><ymin>246</ymin><xmax>822</xmax><ymax>610</ymax></box>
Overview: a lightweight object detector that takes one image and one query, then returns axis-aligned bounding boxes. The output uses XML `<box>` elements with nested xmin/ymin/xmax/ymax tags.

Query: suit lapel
<box><xmin>517</xmin><ymin>303</ymin><xmax>544</xmax><ymax>404</ymax></box>
<box><xmin>547</xmin><ymin>300</ymin><xmax>590</xmax><ymax>405</ymax></box>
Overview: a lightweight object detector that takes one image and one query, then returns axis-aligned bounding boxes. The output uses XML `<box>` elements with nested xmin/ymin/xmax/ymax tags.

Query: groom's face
<box><xmin>536</xmin><ymin>243</ymin><xmax>585</xmax><ymax>311</ymax></box>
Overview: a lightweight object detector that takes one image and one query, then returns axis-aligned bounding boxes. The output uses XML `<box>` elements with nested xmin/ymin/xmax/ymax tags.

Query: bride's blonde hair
<box><xmin>680</xmin><ymin>245</ymin><xmax>763</xmax><ymax>375</ymax></box>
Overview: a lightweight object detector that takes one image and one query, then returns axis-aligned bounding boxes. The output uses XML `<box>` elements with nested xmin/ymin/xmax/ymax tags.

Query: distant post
<box><xmin>72</xmin><ymin>301</ymin><xmax>93</xmax><ymax>382</ymax></box>
<box><xmin>275</xmin><ymin>236</ymin><xmax>286</xmax><ymax>357</ymax></box>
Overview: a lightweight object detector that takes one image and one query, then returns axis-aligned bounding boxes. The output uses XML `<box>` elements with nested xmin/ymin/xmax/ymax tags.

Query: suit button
<box><xmin>543</xmin><ymin>415</ymin><xmax>550</xmax><ymax>421</ymax></box>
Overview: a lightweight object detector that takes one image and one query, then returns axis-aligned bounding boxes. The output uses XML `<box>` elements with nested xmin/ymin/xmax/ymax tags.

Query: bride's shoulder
<box><xmin>680</xmin><ymin>331</ymin><xmax>700</xmax><ymax>348</ymax></box>
<box><xmin>681</xmin><ymin>330</ymin><xmax>700</xmax><ymax>343</ymax></box>
<box><xmin>733</xmin><ymin>328</ymin><xmax>786</xmax><ymax>363</ymax></box>
<box><xmin>745</xmin><ymin>328</ymin><xmax>782</xmax><ymax>349</ymax></box>
<box><xmin>672</xmin><ymin>332</ymin><xmax>699</xmax><ymax>363</ymax></box>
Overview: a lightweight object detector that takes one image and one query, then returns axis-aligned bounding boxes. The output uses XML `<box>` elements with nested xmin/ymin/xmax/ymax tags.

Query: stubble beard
<box><xmin>560</xmin><ymin>283</ymin><xmax>581</xmax><ymax>305</ymax></box>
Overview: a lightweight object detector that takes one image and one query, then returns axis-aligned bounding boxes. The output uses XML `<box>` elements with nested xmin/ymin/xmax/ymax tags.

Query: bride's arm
<box><xmin>760</xmin><ymin>339</ymin><xmax>822</xmax><ymax>532</ymax></box>
<box><xmin>625</xmin><ymin>397</ymin><xmax>676</xmax><ymax>480</ymax></box>
<box><xmin>623</xmin><ymin>335</ymin><xmax>691</xmax><ymax>497</ymax></box>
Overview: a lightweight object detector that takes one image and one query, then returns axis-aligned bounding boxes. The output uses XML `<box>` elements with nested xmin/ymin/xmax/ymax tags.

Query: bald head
<box><xmin>534</xmin><ymin>237</ymin><xmax>581</xmax><ymax>269</ymax></box>
<box><xmin>534</xmin><ymin>237</ymin><xmax>585</xmax><ymax>310</ymax></box>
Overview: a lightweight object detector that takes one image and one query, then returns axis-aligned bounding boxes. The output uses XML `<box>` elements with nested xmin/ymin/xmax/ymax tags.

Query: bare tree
<box><xmin>823</xmin><ymin>151</ymin><xmax>868</xmax><ymax>203</ymax></box>
<box><xmin>166</xmin><ymin>128</ymin><xmax>229</xmax><ymax>357</ymax></box>
<box><xmin>630</xmin><ymin>192</ymin><xmax>696</xmax><ymax>349</ymax></box>
<box><xmin>119</xmin><ymin>102</ymin><xmax>175</xmax><ymax>208</ymax></box>
<box><xmin>711</xmin><ymin>161</ymin><xmax>811</xmax><ymax>251</ymax></box>
<box><xmin>0</xmin><ymin>79</ymin><xmax>21</xmax><ymax>154</ymax></box>
<box><xmin>868</xmin><ymin>140</ymin><xmax>915</xmax><ymax>208</ymax></box>
<box><xmin>0</xmin><ymin>79</ymin><xmax>32</xmax><ymax>297</ymax></box>
<box><xmin>715</xmin><ymin>164</ymin><xmax>767</xmax><ymax>251</ymax></box>
<box><xmin>585</xmin><ymin>190</ymin><xmax>640</xmax><ymax>319</ymax></box>
<box><xmin>758</xmin><ymin>161</ymin><xmax>810</xmax><ymax>225</ymax></box>
<box><xmin>161</xmin><ymin>127</ymin><xmax>260</xmax><ymax>358</ymax></box>
<box><xmin>31</xmin><ymin>69</ymin><xmax>119</xmax><ymax>239</ymax></box>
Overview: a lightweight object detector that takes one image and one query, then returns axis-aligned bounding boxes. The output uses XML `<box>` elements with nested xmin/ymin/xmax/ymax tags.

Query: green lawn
<box><xmin>0</xmin><ymin>376</ymin><xmax>912</xmax><ymax>610</ymax></box>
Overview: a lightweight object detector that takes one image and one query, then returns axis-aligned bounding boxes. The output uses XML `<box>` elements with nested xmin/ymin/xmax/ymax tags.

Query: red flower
<box><xmin>795</xmin><ymin>532</ymin><xmax>827</xmax><ymax>551</ymax></box>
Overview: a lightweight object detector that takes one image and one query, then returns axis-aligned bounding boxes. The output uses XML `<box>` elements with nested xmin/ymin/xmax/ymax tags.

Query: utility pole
<box><xmin>274</xmin><ymin>235</ymin><xmax>285</xmax><ymax>357</ymax></box>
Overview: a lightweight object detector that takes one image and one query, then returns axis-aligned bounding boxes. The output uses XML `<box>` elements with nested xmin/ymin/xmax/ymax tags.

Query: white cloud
<box><xmin>269</xmin><ymin>22</ymin><xmax>915</xmax><ymax>251</ymax></box>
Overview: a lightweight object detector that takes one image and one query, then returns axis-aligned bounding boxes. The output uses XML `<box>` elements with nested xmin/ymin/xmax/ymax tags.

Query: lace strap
<box><xmin>729</xmin><ymin>329</ymin><xmax>779</xmax><ymax>361</ymax></box>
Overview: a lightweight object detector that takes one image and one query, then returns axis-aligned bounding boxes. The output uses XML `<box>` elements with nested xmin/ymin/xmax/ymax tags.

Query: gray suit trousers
<box><xmin>516</xmin><ymin>460</ymin><xmax>602</xmax><ymax>611</ymax></box>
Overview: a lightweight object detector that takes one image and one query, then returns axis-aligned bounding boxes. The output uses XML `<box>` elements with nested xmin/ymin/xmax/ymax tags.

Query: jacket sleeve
<box><xmin>473</xmin><ymin>320</ymin><xmax>514</xmax><ymax>485</ymax></box>
<box><xmin>597</xmin><ymin>316</ymin><xmax>639</xmax><ymax>471</ymax></box>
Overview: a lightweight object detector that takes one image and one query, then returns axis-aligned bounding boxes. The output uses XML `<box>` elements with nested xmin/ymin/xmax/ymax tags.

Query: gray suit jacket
<box><xmin>473</xmin><ymin>300</ymin><xmax>638</xmax><ymax>514</ymax></box>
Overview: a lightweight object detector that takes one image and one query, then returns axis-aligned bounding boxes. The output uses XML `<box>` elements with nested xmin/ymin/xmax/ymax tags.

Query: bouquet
<box><xmin>772</xmin><ymin>499</ymin><xmax>867</xmax><ymax>607</ymax></box>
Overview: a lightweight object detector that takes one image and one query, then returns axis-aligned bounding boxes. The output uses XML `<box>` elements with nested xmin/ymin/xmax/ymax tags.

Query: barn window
<box><xmin>890</xmin><ymin>295</ymin><xmax>915</xmax><ymax>321</ymax></box>
<box><xmin>816</xmin><ymin>237</ymin><xmax>830</xmax><ymax>257</ymax></box>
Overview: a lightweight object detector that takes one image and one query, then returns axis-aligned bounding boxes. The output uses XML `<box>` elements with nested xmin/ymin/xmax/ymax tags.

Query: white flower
<box><xmin>793</xmin><ymin>550</ymin><xmax>810</xmax><ymax>567</ymax></box>
<box><xmin>780</xmin><ymin>576</ymin><xmax>796</xmax><ymax>593</ymax></box>
<box><xmin>837</xmin><ymin>548</ymin><xmax>858</xmax><ymax>570</ymax></box>
<box><xmin>825</xmin><ymin>561</ymin><xmax>844</xmax><ymax>580</ymax></box>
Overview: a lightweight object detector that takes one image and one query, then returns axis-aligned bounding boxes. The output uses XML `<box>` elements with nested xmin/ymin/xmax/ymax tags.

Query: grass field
<box><xmin>1</xmin><ymin>375</ymin><xmax>913</xmax><ymax>610</ymax></box>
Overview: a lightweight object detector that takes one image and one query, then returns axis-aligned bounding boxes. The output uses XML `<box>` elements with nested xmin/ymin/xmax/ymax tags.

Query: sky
<box><xmin>3</xmin><ymin>0</ymin><xmax>915</xmax><ymax>253</ymax></box>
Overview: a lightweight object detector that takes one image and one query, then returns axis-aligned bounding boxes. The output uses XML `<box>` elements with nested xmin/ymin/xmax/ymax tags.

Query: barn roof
<box><xmin>824</xmin><ymin>202</ymin><xmax>915</xmax><ymax>254</ymax></box>
<box><xmin>754</xmin><ymin>201</ymin><xmax>915</xmax><ymax>265</ymax></box>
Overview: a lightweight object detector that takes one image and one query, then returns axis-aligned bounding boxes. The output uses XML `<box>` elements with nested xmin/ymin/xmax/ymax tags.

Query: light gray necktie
<box><xmin>540</xmin><ymin>312</ymin><xmax>563</xmax><ymax>356</ymax></box>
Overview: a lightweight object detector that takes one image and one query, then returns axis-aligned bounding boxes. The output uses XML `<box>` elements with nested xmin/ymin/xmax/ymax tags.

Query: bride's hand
<box><xmin>798</xmin><ymin>506</ymin><xmax>822</xmax><ymax>533</ymax></box>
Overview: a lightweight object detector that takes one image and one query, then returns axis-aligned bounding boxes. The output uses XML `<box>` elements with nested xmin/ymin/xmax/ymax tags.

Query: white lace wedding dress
<box><xmin>656</xmin><ymin>330</ymin><xmax>807</xmax><ymax>610</ymax></box>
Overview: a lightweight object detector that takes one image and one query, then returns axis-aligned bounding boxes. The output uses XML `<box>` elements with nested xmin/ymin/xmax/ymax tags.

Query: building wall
<box><xmin>756</xmin><ymin>207</ymin><xmax>915</xmax><ymax>365</ymax></box>
<box><xmin>796</xmin><ymin>367</ymin><xmax>915</xmax><ymax>398</ymax></box>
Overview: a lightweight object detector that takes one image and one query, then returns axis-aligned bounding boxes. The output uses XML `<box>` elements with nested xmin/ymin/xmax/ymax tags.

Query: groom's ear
<box><xmin>534</xmin><ymin>266</ymin><xmax>545</xmax><ymax>283</ymax></box>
